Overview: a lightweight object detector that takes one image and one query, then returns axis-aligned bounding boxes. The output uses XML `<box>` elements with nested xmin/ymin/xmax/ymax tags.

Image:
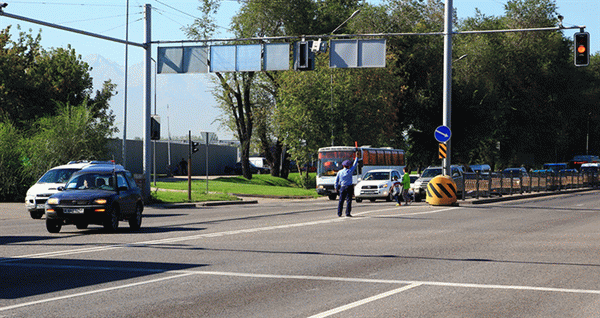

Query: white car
<box><xmin>25</xmin><ymin>161</ymin><xmax>115</xmax><ymax>219</ymax></box>
<box><xmin>354</xmin><ymin>169</ymin><xmax>402</xmax><ymax>202</ymax></box>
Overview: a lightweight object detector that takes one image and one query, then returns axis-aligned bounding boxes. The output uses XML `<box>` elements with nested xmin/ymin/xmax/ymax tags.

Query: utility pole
<box><xmin>188</xmin><ymin>130</ymin><xmax>192</xmax><ymax>201</ymax></box>
<box><xmin>142</xmin><ymin>4</ymin><xmax>152</xmax><ymax>199</ymax></box>
<box><xmin>442</xmin><ymin>0</ymin><xmax>453</xmax><ymax>176</ymax></box>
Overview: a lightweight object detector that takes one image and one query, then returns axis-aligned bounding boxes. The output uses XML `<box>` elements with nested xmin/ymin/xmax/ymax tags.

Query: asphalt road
<box><xmin>2</xmin><ymin>191</ymin><xmax>600</xmax><ymax>317</ymax></box>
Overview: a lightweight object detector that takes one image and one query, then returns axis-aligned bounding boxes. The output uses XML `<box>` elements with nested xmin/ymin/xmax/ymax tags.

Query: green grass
<box><xmin>151</xmin><ymin>173</ymin><xmax>318</xmax><ymax>203</ymax></box>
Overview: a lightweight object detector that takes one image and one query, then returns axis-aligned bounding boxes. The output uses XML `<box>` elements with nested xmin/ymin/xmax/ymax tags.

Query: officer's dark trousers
<box><xmin>337</xmin><ymin>185</ymin><xmax>354</xmax><ymax>216</ymax></box>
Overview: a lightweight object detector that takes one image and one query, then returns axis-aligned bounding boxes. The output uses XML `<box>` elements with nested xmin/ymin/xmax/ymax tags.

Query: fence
<box><xmin>459</xmin><ymin>170</ymin><xmax>600</xmax><ymax>200</ymax></box>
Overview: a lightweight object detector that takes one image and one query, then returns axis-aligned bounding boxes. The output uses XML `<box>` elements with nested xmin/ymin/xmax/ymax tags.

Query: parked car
<box><xmin>25</xmin><ymin>160</ymin><xmax>116</xmax><ymax>219</ymax></box>
<box><xmin>502</xmin><ymin>167</ymin><xmax>528</xmax><ymax>178</ymax></box>
<box><xmin>224</xmin><ymin>162</ymin><xmax>269</xmax><ymax>175</ymax></box>
<box><xmin>354</xmin><ymin>169</ymin><xmax>402</xmax><ymax>202</ymax></box>
<box><xmin>580</xmin><ymin>163</ymin><xmax>600</xmax><ymax>174</ymax></box>
<box><xmin>410</xmin><ymin>165</ymin><xmax>465</xmax><ymax>202</ymax></box>
<box><xmin>44</xmin><ymin>164</ymin><xmax>144</xmax><ymax>233</ymax></box>
<box><xmin>470</xmin><ymin>164</ymin><xmax>491</xmax><ymax>175</ymax></box>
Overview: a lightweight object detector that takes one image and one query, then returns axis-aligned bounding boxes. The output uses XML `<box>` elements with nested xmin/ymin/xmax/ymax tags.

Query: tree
<box><xmin>25</xmin><ymin>102</ymin><xmax>118</xmax><ymax>179</ymax></box>
<box><xmin>452</xmin><ymin>0</ymin><xmax>588</xmax><ymax>168</ymax></box>
<box><xmin>186</xmin><ymin>0</ymin><xmax>365</xmax><ymax>180</ymax></box>
<box><xmin>0</xmin><ymin>27</ymin><xmax>99</xmax><ymax>130</ymax></box>
<box><xmin>0</xmin><ymin>27</ymin><xmax>118</xmax><ymax>201</ymax></box>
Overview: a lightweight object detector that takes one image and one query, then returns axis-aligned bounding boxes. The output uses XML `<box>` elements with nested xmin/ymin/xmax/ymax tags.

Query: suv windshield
<box><xmin>421</xmin><ymin>168</ymin><xmax>442</xmax><ymax>178</ymax></box>
<box><xmin>65</xmin><ymin>173</ymin><xmax>115</xmax><ymax>191</ymax></box>
<box><xmin>363</xmin><ymin>172</ymin><xmax>390</xmax><ymax>181</ymax></box>
<box><xmin>38</xmin><ymin>168</ymin><xmax>79</xmax><ymax>183</ymax></box>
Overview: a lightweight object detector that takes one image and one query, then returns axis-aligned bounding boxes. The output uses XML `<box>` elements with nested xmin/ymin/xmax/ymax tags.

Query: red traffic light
<box><xmin>574</xmin><ymin>32</ymin><xmax>590</xmax><ymax>67</ymax></box>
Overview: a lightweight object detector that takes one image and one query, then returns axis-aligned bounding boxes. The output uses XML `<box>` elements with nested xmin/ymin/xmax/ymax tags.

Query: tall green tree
<box><xmin>186</xmin><ymin>0</ymin><xmax>365</xmax><ymax>179</ymax></box>
<box><xmin>25</xmin><ymin>102</ymin><xmax>118</xmax><ymax>179</ymax></box>
<box><xmin>452</xmin><ymin>0</ymin><xmax>589</xmax><ymax>168</ymax></box>
<box><xmin>0</xmin><ymin>27</ymin><xmax>100</xmax><ymax>130</ymax></box>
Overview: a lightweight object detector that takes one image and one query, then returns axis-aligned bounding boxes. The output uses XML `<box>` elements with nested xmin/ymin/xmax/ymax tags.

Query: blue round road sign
<box><xmin>434</xmin><ymin>125</ymin><xmax>451</xmax><ymax>143</ymax></box>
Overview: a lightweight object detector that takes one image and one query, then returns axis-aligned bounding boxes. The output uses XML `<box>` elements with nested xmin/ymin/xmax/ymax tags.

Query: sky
<box><xmin>0</xmin><ymin>0</ymin><xmax>597</xmax><ymax>141</ymax></box>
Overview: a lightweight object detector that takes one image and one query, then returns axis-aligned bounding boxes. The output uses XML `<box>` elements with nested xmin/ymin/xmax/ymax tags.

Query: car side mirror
<box><xmin>118</xmin><ymin>186</ymin><xmax>128</xmax><ymax>192</ymax></box>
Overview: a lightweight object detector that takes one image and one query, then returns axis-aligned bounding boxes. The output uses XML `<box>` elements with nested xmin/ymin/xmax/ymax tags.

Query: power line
<box><xmin>59</xmin><ymin>13</ymin><xmax>129</xmax><ymax>26</ymax></box>
<box><xmin>8</xmin><ymin>1</ymin><xmax>126</xmax><ymax>7</ymax></box>
<box><xmin>154</xmin><ymin>0</ymin><xmax>199</xmax><ymax>20</ymax></box>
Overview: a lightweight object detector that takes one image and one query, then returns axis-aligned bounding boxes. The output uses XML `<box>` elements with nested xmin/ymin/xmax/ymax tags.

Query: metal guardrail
<box><xmin>458</xmin><ymin>171</ymin><xmax>600</xmax><ymax>200</ymax></box>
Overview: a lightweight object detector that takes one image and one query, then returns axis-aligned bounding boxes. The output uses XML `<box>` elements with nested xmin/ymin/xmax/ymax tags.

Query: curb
<box><xmin>462</xmin><ymin>188</ymin><xmax>595</xmax><ymax>205</ymax></box>
<box><xmin>149</xmin><ymin>199</ymin><xmax>258</xmax><ymax>209</ymax></box>
<box><xmin>200</xmin><ymin>200</ymin><xmax>258</xmax><ymax>206</ymax></box>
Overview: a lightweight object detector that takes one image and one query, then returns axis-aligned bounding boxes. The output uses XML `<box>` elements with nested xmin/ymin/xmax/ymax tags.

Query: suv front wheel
<box><xmin>46</xmin><ymin>219</ymin><xmax>62</xmax><ymax>233</ymax></box>
<box><xmin>128</xmin><ymin>204</ymin><xmax>143</xmax><ymax>230</ymax></box>
<box><xmin>30</xmin><ymin>211</ymin><xmax>44</xmax><ymax>219</ymax></box>
<box><xmin>104</xmin><ymin>205</ymin><xmax>119</xmax><ymax>232</ymax></box>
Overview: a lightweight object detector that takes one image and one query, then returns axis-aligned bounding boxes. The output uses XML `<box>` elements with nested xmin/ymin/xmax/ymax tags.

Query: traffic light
<box><xmin>294</xmin><ymin>41</ymin><xmax>315</xmax><ymax>71</ymax></box>
<box><xmin>574</xmin><ymin>32</ymin><xmax>590</xmax><ymax>67</ymax></box>
<box><xmin>150</xmin><ymin>115</ymin><xmax>160</xmax><ymax>140</ymax></box>
<box><xmin>190</xmin><ymin>140</ymin><xmax>199</xmax><ymax>153</ymax></box>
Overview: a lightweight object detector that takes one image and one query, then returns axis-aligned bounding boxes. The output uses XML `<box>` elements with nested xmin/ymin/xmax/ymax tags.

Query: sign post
<box><xmin>435</xmin><ymin>125</ymin><xmax>452</xmax><ymax>175</ymax></box>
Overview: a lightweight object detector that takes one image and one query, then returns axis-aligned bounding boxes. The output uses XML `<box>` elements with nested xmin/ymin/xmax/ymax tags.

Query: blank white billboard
<box><xmin>264</xmin><ymin>43</ymin><xmax>290</xmax><ymax>71</ymax></box>
<box><xmin>330</xmin><ymin>39</ymin><xmax>386</xmax><ymax>68</ymax></box>
<box><xmin>158</xmin><ymin>43</ymin><xmax>291</xmax><ymax>73</ymax></box>
<box><xmin>157</xmin><ymin>46</ymin><xmax>209</xmax><ymax>74</ymax></box>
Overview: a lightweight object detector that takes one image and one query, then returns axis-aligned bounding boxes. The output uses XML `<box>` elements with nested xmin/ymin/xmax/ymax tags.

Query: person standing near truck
<box><xmin>401</xmin><ymin>166</ymin><xmax>412</xmax><ymax>205</ymax></box>
<box><xmin>334</xmin><ymin>153</ymin><xmax>359</xmax><ymax>217</ymax></box>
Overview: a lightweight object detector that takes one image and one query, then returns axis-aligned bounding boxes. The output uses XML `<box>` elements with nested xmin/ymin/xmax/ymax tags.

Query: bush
<box><xmin>0</xmin><ymin>122</ymin><xmax>31</xmax><ymax>201</ymax></box>
<box><xmin>288</xmin><ymin>172</ymin><xmax>316</xmax><ymax>189</ymax></box>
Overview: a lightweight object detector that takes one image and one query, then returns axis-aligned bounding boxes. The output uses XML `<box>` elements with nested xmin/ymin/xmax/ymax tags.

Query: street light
<box><xmin>330</xmin><ymin>9</ymin><xmax>361</xmax><ymax>146</ymax></box>
<box><xmin>331</xmin><ymin>9</ymin><xmax>361</xmax><ymax>34</ymax></box>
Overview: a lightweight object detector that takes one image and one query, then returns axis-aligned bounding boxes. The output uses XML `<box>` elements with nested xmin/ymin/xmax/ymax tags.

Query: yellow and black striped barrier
<box><xmin>426</xmin><ymin>175</ymin><xmax>458</xmax><ymax>206</ymax></box>
<box><xmin>438</xmin><ymin>143</ymin><xmax>447</xmax><ymax>159</ymax></box>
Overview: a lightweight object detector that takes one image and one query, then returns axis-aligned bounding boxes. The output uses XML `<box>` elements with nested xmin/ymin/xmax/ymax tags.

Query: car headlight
<box><xmin>47</xmin><ymin>198</ymin><xmax>59</xmax><ymax>205</ymax></box>
<box><xmin>94</xmin><ymin>198</ymin><xmax>108</xmax><ymax>205</ymax></box>
<box><xmin>379</xmin><ymin>184</ymin><xmax>388</xmax><ymax>188</ymax></box>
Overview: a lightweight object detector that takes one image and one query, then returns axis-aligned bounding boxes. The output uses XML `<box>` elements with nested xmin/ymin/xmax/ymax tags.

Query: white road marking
<box><xmin>5</xmin><ymin>206</ymin><xmax>455</xmax><ymax>262</ymax></box>
<box><xmin>306</xmin><ymin>283</ymin><xmax>423</xmax><ymax>318</ymax></box>
<box><xmin>0</xmin><ymin>272</ymin><xmax>195</xmax><ymax>312</ymax></box>
<box><xmin>0</xmin><ymin>204</ymin><xmax>481</xmax><ymax>314</ymax></box>
<box><xmin>4</xmin><ymin>267</ymin><xmax>600</xmax><ymax>313</ymax></box>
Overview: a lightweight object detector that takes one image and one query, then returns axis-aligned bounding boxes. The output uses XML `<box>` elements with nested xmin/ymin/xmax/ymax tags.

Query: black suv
<box><xmin>45</xmin><ymin>164</ymin><xmax>144</xmax><ymax>233</ymax></box>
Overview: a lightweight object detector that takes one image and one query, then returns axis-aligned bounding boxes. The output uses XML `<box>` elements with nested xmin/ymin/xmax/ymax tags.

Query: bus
<box><xmin>316</xmin><ymin>146</ymin><xmax>405</xmax><ymax>200</ymax></box>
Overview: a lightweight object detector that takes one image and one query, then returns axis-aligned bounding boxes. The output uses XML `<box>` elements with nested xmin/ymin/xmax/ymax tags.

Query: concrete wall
<box><xmin>108</xmin><ymin>139</ymin><xmax>238</xmax><ymax>175</ymax></box>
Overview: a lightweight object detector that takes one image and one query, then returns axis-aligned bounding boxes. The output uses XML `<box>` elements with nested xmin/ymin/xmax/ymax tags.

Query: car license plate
<box><xmin>64</xmin><ymin>208</ymin><xmax>84</xmax><ymax>214</ymax></box>
<box><xmin>36</xmin><ymin>204</ymin><xmax>45</xmax><ymax>209</ymax></box>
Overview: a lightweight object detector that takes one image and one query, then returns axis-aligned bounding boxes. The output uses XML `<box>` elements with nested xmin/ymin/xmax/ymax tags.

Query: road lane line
<box><xmin>183</xmin><ymin>270</ymin><xmax>600</xmax><ymax>295</ymax></box>
<box><xmin>307</xmin><ymin>283</ymin><xmax>423</xmax><ymax>318</ymax></box>
<box><xmin>4</xmin><ymin>266</ymin><xmax>600</xmax><ymax>313</ymax></box>
<box><xmin>0</xmin><ymin>272</ymin><xmax>195</xmax><ymax>312</ymax></box>
<box><xmin>5</xmin><ymin>206</ymin><xmax>456</xmax><ymax>262</ymax></box>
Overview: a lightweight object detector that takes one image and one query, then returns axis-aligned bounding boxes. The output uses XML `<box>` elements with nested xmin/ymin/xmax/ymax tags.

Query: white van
<box><xmin>25</xmin><ymin>161</ymin><xmax>115</xmax><ymax>219</ymax></box>
<box><xmin>249</xmin><ymin>157</ymin><xmax>270</xmax><ymax>173</ymax></box>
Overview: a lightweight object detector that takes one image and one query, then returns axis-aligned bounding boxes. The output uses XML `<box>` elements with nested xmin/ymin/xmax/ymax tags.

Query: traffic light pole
<box><xmin>442</xmin><ymin>0</ymin><xmax>453</xmax><ymax>176</ymax></box>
